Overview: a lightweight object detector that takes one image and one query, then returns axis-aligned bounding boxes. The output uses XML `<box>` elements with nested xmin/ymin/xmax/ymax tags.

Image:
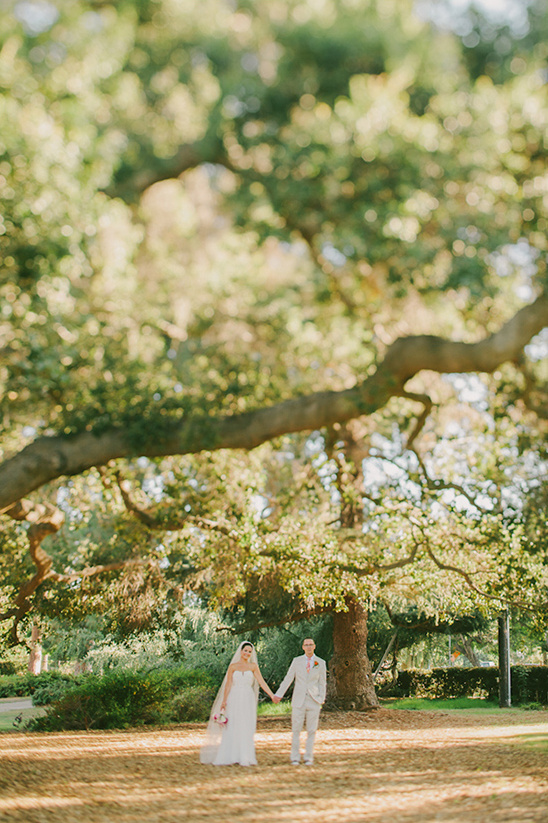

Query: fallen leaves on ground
<box><xmin>0</xmin><ymin>709</ymin><xmax>547</xmax><ymax>822</ymax></box>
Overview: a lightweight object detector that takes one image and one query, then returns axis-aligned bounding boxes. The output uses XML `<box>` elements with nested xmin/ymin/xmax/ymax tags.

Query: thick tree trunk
<box><xmin>327</xmin><ymin>597</ymin><xmax>379</xmax><ymax>709</ymax></box>
<box><xmin>456</xmin><ymin>634</ymin><xmax>481</xmax><ymax>667</ymax></box>
<box><xmin>28</xmin><ymin>623</ymin><xmax>42</xmax><ymax>675</ymax></box>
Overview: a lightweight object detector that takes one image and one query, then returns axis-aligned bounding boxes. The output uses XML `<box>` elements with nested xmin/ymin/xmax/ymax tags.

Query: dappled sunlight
<box><xmin>1</xmin><ymin>712</ymin><xmax>547</xmax><ymax>822</ymax></box>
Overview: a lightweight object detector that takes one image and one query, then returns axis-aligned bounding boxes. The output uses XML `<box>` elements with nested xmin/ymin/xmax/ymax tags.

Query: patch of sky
<box><xmin>439</xmin><ymin>486</ymin><xmax>492</xmax><ymax>515</ymax></box>
<box><xmin>251</xmin><ymin>492</ymin><xmax>271</xmax><ymax>518</ymax></box>
<box><xmin>14</xmin><ymin>0</ymin><xmax>59</xmax><ymax>35</ymax></box>
<box><xmin>415</xmin><ymin>0</ymin><xmax>532</xmax><ymax>37</ymax></box>
<box><xmin>369</xmin><ymin>431</ymin><xmax>401</xmax><ymax>460</ymax></box>
<box><xmin>321</xmin><ymin>243</ymin><xmax>347</xmax><ymax>267</ymax></box>
<box><xmin>500</xmin><ymin>485</ymin><xmax>524</xmax><ymax>515</ymax></box>
<box><xmin>525</xmin><ymin>328</ymin><xmax>548</xmax><ymax>362</ymax></box>
<box><xmin>56</xmin><ymin>486</ymin><xmax>84</xmax><ymax>520</ymax></box>
<box><xmin>443</xmin><ymin>373</ymin><xmax>488</xmax><ymax>410</ymax></box>
<box><xmin>82</xmin><ymin>11</ymin><xmax>104</xmax><ymax>33</ymax></box>
<box><xmin>490</xmin><ymin>240</ymin><xmax>539</xmax><ymax>300</ymax></box>
<box><xmin>143</xmin><ymin>474</ymin><xmax>165</xmax><ymax>501</ymax></box>
<box><xmin>362</xmin><ymin>455</ymin><xmax>422</xmax><ymax>503</ymax></box>
<box><xmin>304</xmin><ymin>431</ymin><xmax>326</xmax><ymax>458</ymax></box>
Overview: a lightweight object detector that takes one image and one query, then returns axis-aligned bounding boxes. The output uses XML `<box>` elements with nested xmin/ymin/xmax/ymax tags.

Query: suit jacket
<box><xmin>275</xmin><ymin>654</ymin><xmax>327</xmax><ymax>708</ymax></box>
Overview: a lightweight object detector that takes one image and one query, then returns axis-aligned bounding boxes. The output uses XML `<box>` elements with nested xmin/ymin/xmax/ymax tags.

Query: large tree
<box><xmin>1</xmin><ymin>0</ymin><xmax>547</xmax><ymax>701</ymax></box>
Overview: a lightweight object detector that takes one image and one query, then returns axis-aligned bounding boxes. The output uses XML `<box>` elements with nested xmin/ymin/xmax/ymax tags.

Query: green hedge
<box><xmin>0</xmin><ymin>671</ymin><xmax>83</xmax><ymax>700</ymax></box>
<box><xmin>27</xmin><ymin>666</ymin><xmax>215</xmax><ymax>731</ymax></box>
<box><xmin>386</xmin><ymin>665</ymin><xmax>548</xmax><ymax>704</ymax></box>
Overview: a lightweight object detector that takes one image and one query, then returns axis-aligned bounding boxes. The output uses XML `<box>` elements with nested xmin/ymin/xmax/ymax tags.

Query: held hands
<box><xmin>272</xmin><ymin>696</ymin><xmax>281</xmax><ymax>704</ymax></box>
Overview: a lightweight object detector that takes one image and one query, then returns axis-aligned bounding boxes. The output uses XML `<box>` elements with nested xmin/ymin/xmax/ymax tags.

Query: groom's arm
<box><xmin>275</xmin><ymin>658</ymin><xmax>297</xmax><ymax>699</ymax></box>
<box><xmin>319</xmin><ymin>660</ymin><xmax>327</xmax><ymax>704</ymax></box>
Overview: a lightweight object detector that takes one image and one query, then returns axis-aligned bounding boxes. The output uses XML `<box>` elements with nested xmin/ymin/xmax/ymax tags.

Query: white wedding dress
<box><xmin>213</xmin><ymin>670</ymin><xmax>258</xmax><ymax>766</ymax></box>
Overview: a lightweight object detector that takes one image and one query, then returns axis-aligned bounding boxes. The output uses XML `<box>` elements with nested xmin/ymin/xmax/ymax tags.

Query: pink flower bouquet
<box><xmin>213</xmin><ymin>712</ymin><xmax>228</xmax><ymax>725</ymax></box>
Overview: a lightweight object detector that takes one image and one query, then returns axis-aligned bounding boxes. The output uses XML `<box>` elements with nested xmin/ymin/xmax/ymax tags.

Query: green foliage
<box><xmin>1</xmin><ymin>0</ymin><xmax>547</xmax><ymax>680</ymax></box>
<box><xmin>387</xmin><ymin>666</ymin><xmax>548</xmax><ymax>705</ymax></box>
<box><xmin>169</xmin><ymin>684</ymin><xmax>216</xmax><ymax>722</ymax></box>
<box><xmin>31</xmin><ymin>673</ymin><xmax>84</xmax><ymax>706</ymax></box>
<box><xmin>29</xmin><ymin>666</ymin><xmax>214</xmax><ymax>731</ymax></box>
<box><xmin>0</xmin><ymin>670</ymin><xmax>81</xmax><ymax>699</ymax></box>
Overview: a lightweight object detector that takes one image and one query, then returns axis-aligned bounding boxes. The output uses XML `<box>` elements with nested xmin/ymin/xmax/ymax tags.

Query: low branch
<box><xmin>1</xmin><ymin>292</ymin><xmax>546</xmax><ymax>513</ymax></box>
<box><xmin>103</xmin><ymin>142</ymin><xmax>217</xmax><ymax>201</ymax></box>
<box><xmin>421</xmin><ymin>533</ymin><xmax>544</xmax><ymax>614</ymax></box>
<box><xmin>334</xmin><ymin>541</ymin><xmax>420</xmax><ymax>576</ymax></box>
<box><xmin>399</xmin><ymin>390</ymin><xmax>434</xmax><ymax>451</ymax></box>
<box><xmin>2</xmin><ymin>499</ymin><xmax>150</xmax><ymax>643</ymax></box>
<box><xmin>112</xmin><ymin>470</ymin><xmax>241</xmax><ymax>539</ymax></box>
<box><xmin>410</xmin><ymin>449</ymin><xmax>486</xmax><ymax>511</ymax></box>
<box><xmin>216</xmin><ymin>602</ymin><xmax>332</xmax><ymax>635</ymax></box>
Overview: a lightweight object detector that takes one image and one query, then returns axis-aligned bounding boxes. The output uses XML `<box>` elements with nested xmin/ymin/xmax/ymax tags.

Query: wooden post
<box><xmin>498</xmin><ymin>608</ymin><xmax>511</xmax><ymax>708</ymax></box>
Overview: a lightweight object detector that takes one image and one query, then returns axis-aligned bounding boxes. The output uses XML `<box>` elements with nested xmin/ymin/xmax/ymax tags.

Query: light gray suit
<box><xmin>275</xmin><ymin>654</ymin><xmax>327</xmax><ymax>764</ymax></box>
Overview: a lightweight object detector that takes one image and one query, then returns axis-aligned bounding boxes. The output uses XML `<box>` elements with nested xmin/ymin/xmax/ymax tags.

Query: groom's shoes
<box><xmin>291</xmin><ymin>760</ymin><xmax>300</xmax><ymax>765</ymax></box>
<box><xmin>303</xmin><ymin>760</ymin><xmax>313</xmax><ymax>766</ymax></box>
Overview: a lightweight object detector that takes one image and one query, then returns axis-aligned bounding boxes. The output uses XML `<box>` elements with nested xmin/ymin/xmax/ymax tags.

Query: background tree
<box><xmin>1</xmin><ymin>0</ymin><xmax>547</xmax><ymax>702</ymax></box>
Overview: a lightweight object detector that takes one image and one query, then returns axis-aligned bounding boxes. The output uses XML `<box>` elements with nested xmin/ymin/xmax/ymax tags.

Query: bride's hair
<box><xmin>241</xmin><ymin>641</ymin><xmax>254</xmax><ymax>650</ymax></box>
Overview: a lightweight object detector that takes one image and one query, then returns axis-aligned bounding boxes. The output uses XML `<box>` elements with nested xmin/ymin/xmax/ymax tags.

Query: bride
<box><xmin>200</xmin><ymin>641</ymin><xmax>277</xmax><ymax>766</ymax></box>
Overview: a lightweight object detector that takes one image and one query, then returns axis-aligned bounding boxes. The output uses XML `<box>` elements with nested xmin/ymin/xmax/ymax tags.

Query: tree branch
<box><xmin>420</xmin><ymin>531</ymin><xmax>545</xmax><ymax>614</ymax></box>
<box><xmin>334</xmin><ymin>541</ymin><xmax>420</xmax><ymax>576</ymax></box>
<box><xmin>110</xmin><ymin>469</ymin><xmax>241</xmax><ymax>539</ymax></box>
<box><xmin>1</xmin><ymin>499</ymin><xmax>150</xmax><ymax>643</ymax></box>
<box><xmin>1</xmin><ymin>292</ymin><xmax>546</xmax><ymax>513</ymax></box>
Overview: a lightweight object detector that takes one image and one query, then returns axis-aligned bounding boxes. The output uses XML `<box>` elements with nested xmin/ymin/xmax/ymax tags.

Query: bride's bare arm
<box><xmin>220</xmin><ymin>666</ymin><xmax>235</xmax><ymax>710</ymax></box>
<box><xmin>252</xmin><ymin>664</ymin><xmax>276</xmax><ymax>701</ymax></box>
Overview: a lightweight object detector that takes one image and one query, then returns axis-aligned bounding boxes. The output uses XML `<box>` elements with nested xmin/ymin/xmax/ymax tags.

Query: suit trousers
<box><xmin>291</xmin><ymin>694</ymin><xmax>321</xmax><ymax>763</ymax></box>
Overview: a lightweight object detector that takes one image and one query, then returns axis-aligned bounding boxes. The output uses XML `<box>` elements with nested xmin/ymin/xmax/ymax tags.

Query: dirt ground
<box><xmin>1</xmin><ymin>709</ymin><xmax>547</xmax><ymax>823</ymax></box>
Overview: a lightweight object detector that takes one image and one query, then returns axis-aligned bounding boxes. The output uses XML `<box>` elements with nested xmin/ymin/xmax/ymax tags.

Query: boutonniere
<box><xmin>313</xmin><ymin>661</ymin><xmax>319</xmax><ymax>668</ymax></box>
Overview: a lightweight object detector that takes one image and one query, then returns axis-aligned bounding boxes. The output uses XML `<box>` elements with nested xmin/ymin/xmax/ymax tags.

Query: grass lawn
<box><xmin>0</xmin><ymin>705</ymin><xmax>45</xmax><ymax>732</ymax></box>
<box><xmin>258</xmin><ymin>701</ymin><xmax>291</xmax><ymax>717</ymax></box>
<box><xmin>382</xmin><ymin>696</ymin><xmax>501</xmax><ymax>711</ymax></box>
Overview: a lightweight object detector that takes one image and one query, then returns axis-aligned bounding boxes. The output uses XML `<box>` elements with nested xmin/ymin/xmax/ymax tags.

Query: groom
<box><xmin>273</xmin><ymin>638</ymin><xmax>327</xmax><ymax>765</ymax></box>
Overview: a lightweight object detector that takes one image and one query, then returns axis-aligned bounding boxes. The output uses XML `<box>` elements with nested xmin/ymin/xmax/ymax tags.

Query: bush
<box><xmin>31</xmin><ymin>673</ymin><xmax>84</xmax><ymax>706</ymax></box>
<box><xmin>0</xmin><ymin>670</ymin><xmax>81</xmax><ymax>700</ymax></box>
<box><xmin>385</xmin><ymin>665</ymin><xmax>548</xmax><ymax>705</ymax></box>
<box><xmin>28</xmin><ymin>666</ymin><xmax>215</xmax><ymax>731</ymax></box>
<box><xmin>169</xmin><ymin>685</ymin><xmax>216</xmax><ymax>722</ymax></box>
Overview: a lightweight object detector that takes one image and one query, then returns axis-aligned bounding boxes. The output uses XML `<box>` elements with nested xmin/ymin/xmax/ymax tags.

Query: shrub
<box><xmin>384</xmin><ymin>665</ymin><xmax>548</xmax><ymax>705</ymax></box>
<box><xmin>31</xmin><ymin>673</ymin><xmax>84</xmax><ymax>706</ymax></box>
<box><xmin>28</xmin><ymin>666</ymin><xmax>214</xmax><ymax>731</ymax></box>
<box><xmin>0</xmin><ymin>670</ymin><xmax>81</xmax><ymax>699</ymax></box>
<box><xmin>169</xmin><ymin>685</ymin><xmax>216</xmax><ymax>722</ymax></box>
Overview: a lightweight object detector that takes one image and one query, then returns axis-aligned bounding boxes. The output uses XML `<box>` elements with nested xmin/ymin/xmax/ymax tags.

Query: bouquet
<box><xmin>213</xmin><ymin>712</ymin><xmax>228</xmax><ymax>726</ymax></box>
